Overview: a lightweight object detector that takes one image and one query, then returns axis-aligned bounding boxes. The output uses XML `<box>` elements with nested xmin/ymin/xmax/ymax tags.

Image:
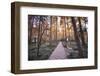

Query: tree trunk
<box><xmin>37</xmin><ymin>16</ymin><xmax>41</xmax><ymax>57</ymax></box>
<box><xmin>71</xmin><ymin>17</ymin><xmax>84</xmax><ymax>58</ymax></box>
<box><xmin>78</xmin><ymin>17</ymin><xmax>86</xmax><ymax>47</ymax></box>
<box><xmin>64</xmin><ymin>17</ymin><xmax>66</xmax><ymax>40</ymax></box>
<box><xmin>28</xmin><ymin>16</ymin><xmax>33</xmax><ymax>45</ymax></box>
<box><xmin>56</xmin><ymin>17</ymin><xmax>57</xmax><ymax>42</ymax></box>
<box><xmin>50</xmin><ymin>16</ymin><xmax>52</xmax><ymax>45</ymax></box>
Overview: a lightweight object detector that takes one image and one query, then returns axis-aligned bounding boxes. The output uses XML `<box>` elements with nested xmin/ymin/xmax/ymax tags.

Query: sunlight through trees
<box><xmin>28</xmin><ymin>15</ymin><xmax>88</xmax><ymax>60</ymax></box>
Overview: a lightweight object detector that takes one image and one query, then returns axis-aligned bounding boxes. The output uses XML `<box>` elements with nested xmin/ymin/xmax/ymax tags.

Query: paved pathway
<box><xmin>49</xmin><ymin>42</ymin><xmax>67</xmax><ymax>60</ymax></box>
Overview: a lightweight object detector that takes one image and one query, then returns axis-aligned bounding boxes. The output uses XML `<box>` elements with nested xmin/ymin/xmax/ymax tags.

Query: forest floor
<box><xmin>28</xmin><ymin>40</ymin><xmax>88</xmax><ymax>60</ymax></box>
<box><xmin>28</xmin><ymin>40</ymin><xmax>58</xmax><ymax>60</ymax></box>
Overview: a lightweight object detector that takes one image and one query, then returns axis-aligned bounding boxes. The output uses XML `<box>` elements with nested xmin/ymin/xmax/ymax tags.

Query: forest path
<box><xmin>49</xmin><ymin>42</ymin><xmax>69</xmax><ymax>60</ymax></box>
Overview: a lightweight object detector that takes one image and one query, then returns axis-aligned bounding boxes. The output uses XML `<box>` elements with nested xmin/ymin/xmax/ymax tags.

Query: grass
<box><xmin>28</xmin><ymin>40</ymin><xmax>88</xmax><ymax>60</ymax></box>
<box><xmin>28</xmin><ymin>41</ymin><xmax>58</xmax><ymax>60</ymax></box>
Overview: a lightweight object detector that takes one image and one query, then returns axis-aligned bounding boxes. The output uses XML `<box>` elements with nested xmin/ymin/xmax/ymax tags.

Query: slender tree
<box><xmin>49</xmin><ymin>16</ymin><xmax>52</xmax><ymax>45</ymax></box>
<box><xmin>56</xmin><ymin>16</ymin><xmax>57</xmax><ymax>42</ymax></box>
<box><xmin>66</xmin><ymin>17</ymin><xmax>71</xmax><ymax>46</ymax></box>
<box><xmin>37</xmin><ymin>16</ymin><xmax>41</xmax><ymax>57</ymax></box>
<box><xmin>82</xmin><ymin>17</ymin><xmax>88</xmax><ymax>45</ymax></box>
<box><xmin>64</xmin><ymin>17</ymin><xmax>67</xmax><ymax>40</ymax></box>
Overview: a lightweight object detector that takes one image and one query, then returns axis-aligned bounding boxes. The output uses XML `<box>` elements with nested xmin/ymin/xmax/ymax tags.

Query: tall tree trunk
<box><xmin>28</xmin><ymin>16</ymin><xmax>33</xmax><ymax>45</ymax></box>
<box><xmin>61</xmin><ymin>17</ymin><xmax>64</xmax><ymax>39</ymax></box>
<box><xmin>78</xmin><ymin>17</ymin><xmax>86</xmax><ymax>47</ymax></box>
<box><xmin>50</xmin><ymin>16</ymin><xmax>52</xmax><ymax>45</ymax></box>
<box><xmin>56</xmin><ymin>16</ymin><xmax>57</xmax><ymax>42</ymax></box>
<box><xmin>71</xmin><ymin>17</ymin><xmax>84</xmax><ymax>58</ymax></box>
<box><xmin>84</xmin><ymin>18</ymin><xmax>88</xmax><ymax>45</ymax></box>
<box><xmin>64</xmin><ymin>17</ymin><xmax>66</xmax><ymax>40</ymax></box>
<box><xmin>37</xmin><ymin>16</ymin><xmax>41</xmax><ymax>57</ymax></box>
<box><xmin>67</xmin><ymin>18</ymin><xmax>71</xmax><ymax>46</ymax></box>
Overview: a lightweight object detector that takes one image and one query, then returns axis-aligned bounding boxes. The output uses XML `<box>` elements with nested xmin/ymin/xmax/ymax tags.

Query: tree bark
<box><xmin>64</xmin><ymin>17</ymin><xmax>66</xmax><ymax>40</ymax></box>
<box><xmin>37</xmin><ymin>17</ymin><xmax>41</xmax><ymax>57</ymax></box>
<box><xmin>56</xmin><ymin>16</ymin><xmax>57</xmax><ymax>42</ymax></box>
<box><xmin>78</xmin><ymin>17</ymin><xmax>86</xmax><ymax>47</ymax></box>
<box><xmin>28</xmin><ymin>16</ymin><xmax>33</xmax><ymax>45</ymax></box>
<box><xmin>71</xmin><ymin>17</ymin><xmax>84</xmax><ymax>58</ymax></box>
<box><xmin>50</xmin><ymin>16</ymin><xmax>52</xmax><ymax>45</ymax></box>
